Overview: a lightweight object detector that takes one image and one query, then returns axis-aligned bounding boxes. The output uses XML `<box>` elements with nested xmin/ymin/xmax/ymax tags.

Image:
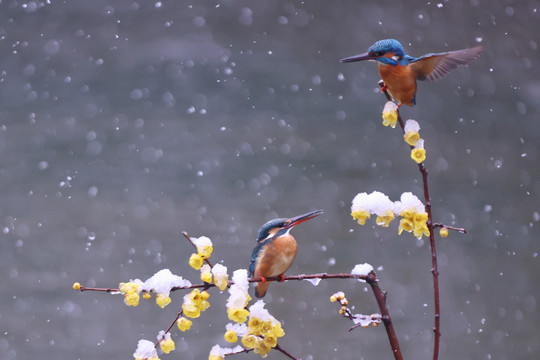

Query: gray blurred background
<box><xmin>1</xmin><ymin>1</ymin><xmax>538</xmax><ymax>359</ymax></box>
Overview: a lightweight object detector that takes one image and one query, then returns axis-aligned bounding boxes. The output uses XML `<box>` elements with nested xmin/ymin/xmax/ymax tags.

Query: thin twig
<box><xmin>275</xmin><ymin>343</ymin><xmax>302</xmax><ymax>360</ymax></box>
<box><xmin>154</xmin><ymin>311</ymin><xmax>184</xmax><ymax>348</ymax></box>
<box><xmin>432</xmin><ymin>223</ymin><xmax>468</xmax><ymax>234</ymax></box>
<box><xmin>378</xmin><ymin>81</ymin><xmax>440</xmax><ymax>360</ymax></box>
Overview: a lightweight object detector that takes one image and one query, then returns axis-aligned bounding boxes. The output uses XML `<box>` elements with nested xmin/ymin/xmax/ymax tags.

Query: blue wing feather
<box><xmin>410</xmin><ymin>46</ymin><xmax>483</xmax><ymax>81</ymax></box>
<box><xmin>249</xmin><ymin>238</ymin><xmax>272</xmax><ymax>277</ymax></box>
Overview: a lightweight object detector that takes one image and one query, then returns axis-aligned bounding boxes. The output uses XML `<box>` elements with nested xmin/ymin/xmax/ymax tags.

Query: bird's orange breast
<box><xmin>378</xmin><ymin>63</ymin><xmax>417</xmax><ymax>106</ymax></box>
<box><xmin>254</xmin><ymin>234</ymin><xmax>298</xmax><ymax>279</ymax></box>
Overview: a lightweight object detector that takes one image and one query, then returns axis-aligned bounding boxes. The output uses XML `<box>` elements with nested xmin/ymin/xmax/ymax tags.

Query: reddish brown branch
<box><xmin>433</xmin><ymin>223</ymin><xmax>468</xmax><ymax>234</ymax></box>
<box><xmin>379</xmin><ymin>80</ymin><xmax>440</xmax><ymax>360</ymax></box>
<box><xmin>79</xmin><ymin>286</ymin><xmax>120</xmax><ymax>293</ymax></box>
<box><xmin>154</xmin><ymin>311</ymin><xmax>184</xmax><ymax>348</ymax></box>
<box><xmin>275</xmin><ymin>343</ymin><xmax>302</xmax><ymax>360</ymax></box>
<box><xmin>365</xmin><ymin>272</ymin><xmax>403</xmax><ymax>360</ymax></box>
<box><xmin>76</xmin><ymin>271</ymin><xmax>400</xmax><ymax>359</ymax></box>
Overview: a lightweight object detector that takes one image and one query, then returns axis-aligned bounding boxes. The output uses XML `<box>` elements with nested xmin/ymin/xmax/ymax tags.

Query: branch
<box><xmin>379</xmin><ymin>81</ymin><xmax>440</xmax><ymax>360</ymax></box>
<box><xmin>433</xmin><ymin>223</ymin><xmax>468</xmax><ymax>234</ymax></box>
<box><xmin>275</xmin><ymin>343</ymin><xmax>302</xmax><ymax>360</ymax></box>
<box><xmin>76</xmin><ymin>271</ymin><xmax>401</xmax><ymax>359</ymax></box>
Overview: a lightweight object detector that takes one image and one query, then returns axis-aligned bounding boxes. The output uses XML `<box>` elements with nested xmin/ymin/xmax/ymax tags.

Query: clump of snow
<box><xmin>133</xmin><ymin>339</ymin><xmax>157</xmax><ymax>359</ymax></box>
<box><xmin>394</xmin><ymin>192</ymin><xmax>425</xmax><ymax>214</ymax></box>
<box><xmin>227</xmin><ymin>269</ymin><xmax>250</xmax><ymax>308</ymax></box>
<box><xmin>210</xmin><ymin>344</ymin><xmax>244</xmax><ymax>357</ymax></box>
<box><xmin>351</xmin><ymin>191</ymin><xmax>394</xmax><ymax>215</ymax></box>
<box><xmin>249</xmin><ymin>300</ymin><xmax>278</xmax><ymax>324</ymax></box>
<box><xmin>404</xmin><ymin>119</ymin><xmax>420</xmax><ymax>132</ymax></box>
<box><xmin>139</xmin><ymin>269</ymin><xmax>192</xmax><ymax>296</ymax></box>
<box><xmin>351</xmin><ymin>263</ymin><xmax>374</xmax><ymax>282</ymax></box>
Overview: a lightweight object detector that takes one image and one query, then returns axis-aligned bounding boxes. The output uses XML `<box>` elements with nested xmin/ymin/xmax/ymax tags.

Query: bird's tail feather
<box><xmin>255</xmin><ymin>282</ymin><xmax>269</xmax><ymax>298</ymax></box>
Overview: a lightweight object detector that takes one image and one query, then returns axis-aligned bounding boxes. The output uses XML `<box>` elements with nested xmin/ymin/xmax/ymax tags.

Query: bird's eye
<box><xmin>370</xmin><ymin>51</ymin><xmax>383</xmax><ymax>57</ymax></box>
<box><xmin>284</xmin><ymin>219</ymin><xmax>291</xmax><ymax>226</ymax></box>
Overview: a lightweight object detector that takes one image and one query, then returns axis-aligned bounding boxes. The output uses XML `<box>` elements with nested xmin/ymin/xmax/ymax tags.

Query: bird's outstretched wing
<box><xmin>410</xmin><ymin>46</ymin><xmax>483</xmax><ymax>81</ymax></box>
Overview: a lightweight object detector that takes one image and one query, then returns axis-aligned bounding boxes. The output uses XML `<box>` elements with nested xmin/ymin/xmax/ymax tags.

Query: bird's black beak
<box><xmin>340</xmin><ymin>52</ymin><xmax>376</xmax><ymax>63</ymax></box>
<box><xmin>285</xmin><ymin>209</ymin><xmax>323</xmax><ymax>228</ymax></box>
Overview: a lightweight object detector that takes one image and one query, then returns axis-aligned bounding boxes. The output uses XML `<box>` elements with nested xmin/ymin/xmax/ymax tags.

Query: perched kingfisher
<box><xmin>249</xmin><ymin>209</ymin><xmax>323</xmax><ymax>298</ymax></box>
<box><xmin>341</xmin><ymin>39</ymin><xmax>483</xmax><ymax>107</ymax></box>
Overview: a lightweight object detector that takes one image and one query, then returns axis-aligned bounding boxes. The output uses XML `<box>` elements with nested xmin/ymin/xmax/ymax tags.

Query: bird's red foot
<box><xmin>279</xmin><ymin>274</ymin><xmax>285</xmax><ymax>282</ymax></box>
<box><xmin>260</xmin><ymin>276</ymin><xmax>267</xmax><ymax>283</ymax></box>
<box><xmin>380</xmin><ymin>85</ymin><xmax>388</xmax><ymax>93</ymax></box>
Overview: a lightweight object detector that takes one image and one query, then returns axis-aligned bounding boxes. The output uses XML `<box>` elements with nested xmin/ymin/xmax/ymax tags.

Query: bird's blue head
<box><xmin>256</xmin><ymin>209</ymin><xmax>324</xmax><ymax>243</ymax></box>
<box><xmin>367</xmin><ymin>39</ymin><xmax>405</xmax><ymax>58</ymax></box>
<box><xmin>341</xmin><ymin>39</ymin><xmax>407</xmax><ymax>66</ymax></box>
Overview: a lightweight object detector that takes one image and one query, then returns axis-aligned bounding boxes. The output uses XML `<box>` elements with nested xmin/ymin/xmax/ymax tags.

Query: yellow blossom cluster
<box><xmin>403</xmin><ymin>119</ymin><xmax>426</xmax><ymax>164</ymax></box>
<box><xmin>351</xmin><ymin>191</ymin><xmax>431</xmax><ymax>239</ymax></box>
<box><xmin>226</xmin><ymin>269</ymin><xmax>251</xmax><ymax>324</ymax></box>
<box><xmin>236</xmin><ymin>301</ymin><xmax>285</xmax><ymax>358</ymax></box>
<box><xmin>158</xmin><ymin>332</ymin><xmax>175</xmax><ymax>354</ymax></box>
<box><xmin>177</xmin><ymin>316</ymin><xmax>193</xmax><ymax>332</ymax></box>
<box><xmin>119</xmin><ymin>282</ymin><xmax>140</xmax><ymax>307</ymax></box>
<box><xmin>155</xmin><ymin>293</ymin><xmax>171</xmax><ymax>308</ymax></box>
<box><xmin>398</xmin><ymin>209</ymin><xmax>430</xmax><ymax>239</ymax></box>
<box><xmin>330</xmin><ymin>291</ymin><xmax>381</xmax><ymax>328</ymax></box>
<box><xmin>382</xmin><ymin>101</ymin><xmax>399</xmax><ymax>128</ymax></box>
<box><xmin>182</xmin><ymin>288</ymin><xmax>211</xmax><ymax>319</ymax></box>
<box><xmin>189</xmin><ymin>236</ymin><xmax>214</xmax><ymax>270</ymax></box>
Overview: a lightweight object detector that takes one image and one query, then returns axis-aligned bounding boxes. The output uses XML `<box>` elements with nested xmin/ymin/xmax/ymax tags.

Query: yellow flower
<box><xmin>177</xmin><ymin>317</ymin><xmax>192</xmax><ymax>332</ymax></box>
<box><xmin>189</xmin><ymin>253</ymin><xmax>204</xmax><ymax>270</ymax></box>
<box><xmin>198</xmin><ymin>245</ymin><xmax>213</xmax><ymax>259</ymax></box>
<box><xmin>413</xmin><ymin>225</ymin><xmax>430</xmax><ymax>239</ymax></box>
<box><xmin>208</xmin><ymin>355</ymin><xmax>223</xmax><ymax>360</ymax></box>
<box><xmin>254</xmin><ymin>340</ymin><xmax>271</xmax><ymax>357</ymax></box>
<box><xmin>404</xmin><ymin>130</ymin><xmax>421</xmax><ymax>146</ymax></box>
<box><xmin>182</xmin><ymin>301</ymin><xmax>201</xmax><ymax>318</ymax></box>
<box><xmin>200</xmin><ymin>291</ymin><xmax>210</xmax><ymax>300</ymax></box>
<box><xmin>411</xmin><ymin>148</ymin><xmax>426</xmax><ymax>164</ymax></box>
<box><xmin>270</xmin><ymin>323</ymin><xmax>285</xmax><ymax>338</ymax></box>
<box><xmin>241</xmin><ymin>334</ymin><xmax>257</xmax><ymax>349</ymax></box>
<box><xmin>224</xmin><ymin>330</ymin><xmax>238</xmax><ymax>343</ymax></box>
<box><xmin>189</xmin><ymin>288</ymin><xmax>202</xmax><ymax>301</ymax></box>
<box><xmin>201</xmin><ymin>269</ymin><xmax>213</xmax><ymax>284</ymax></box>
<box><xmin>351</xmin><ymin>209</ymin><xmax>370</xmax><ymax>225</ymax></box>
<box><xmin>124</xmin><ymin>292</ymin><xmax>140</xmax><ymax>307</ymax></box>
<box><xmin>156</xmin><ymin>293</ymin><xmax>171</xmax><ymax>308</ymax></box>
<box><xmin>413</xmin><ymin>212</ymin><xmax>428</xmax><ymax>227</ymax></box>
<box><xmin>330</xmin><ymin>295</ymin><xmax>337</xmax><ymax>302</ymax></box>
<box><xmin>248</xmin><ymin>317</ymin><xmax>262</xmax><ymax>335</ymax></box>
<box><xmin>72</xmin><ymin>282</ymin><xmax>81</xmax><ymax>290</ymax></box>
<box><xmin>160</xmin><ymin>338</ymin><xmax>175</xmax><ymax>354</ymax></box>
<box><xmin>143</xmin><ymin>292</ymin><xmax>151</xmax><ymax>300</ymax></box>
<box><xmin>398</xmin><ymin>218</ymin><xmax>414</xmax><ymax>235</ymax></box>
<box><xmin>382</xmin><ymin>101</ymin><xmax>399</xmax><ymax>128</ymax></box>
<box><xmin>214</xmin><ymin>275</ymin><xmax>229</xmax><ymax>291</ymax></box>
<box><xmin>264</xmin><ymin>334</ymin><xmax>278</xmax><ymax>348</ymax></box>
<box><xmin>197</xmin><ymin>299</ymin><xmax>211</xmax><ymax>311</ymax></box>
<box><xmin>439</xmin><ymin>227</ymin><xmax>449</xmax><ymax>238</ymax></box>
<box><xmin>228</xmin><ymin>307</ymin><xmax>250</xmax><ymax>324</ymax></box>
<box><xmin>119</xmin><ymin>282</ymin><xmax>138</xmax><ymax>294</ymax></box>
<box><xmin>376</xmin><ymin>209</ymin><xmax>395</xmax><ymax>227</ymax></box>
<box><xmin>260</xmin><ymin>320</ymin><xmax>273</xmax><ymax>335</ymax></box>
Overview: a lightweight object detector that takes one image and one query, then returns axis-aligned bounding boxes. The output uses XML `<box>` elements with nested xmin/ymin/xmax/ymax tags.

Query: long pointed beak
<box><xmin>340</xmin><ymin>52</ymin><xmax>376</xmax><ymax>63</ymax></box>
<box><xmin>286</xmin><ymin>209</ymin><xmax>323</xmax><ymax>228</ymax></box>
